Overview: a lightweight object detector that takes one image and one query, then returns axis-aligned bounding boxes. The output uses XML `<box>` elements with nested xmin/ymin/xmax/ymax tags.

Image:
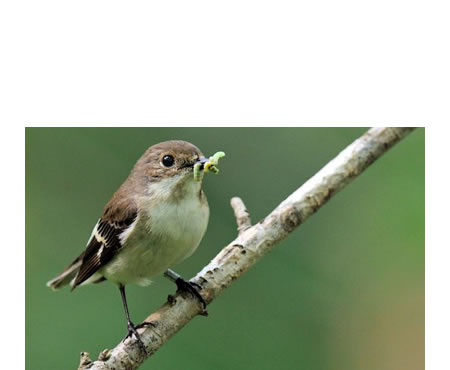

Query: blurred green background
<box><xmin>26</xmin><ymin>128</ymin><xmax>424</xmax><ymax>369</ymax></box>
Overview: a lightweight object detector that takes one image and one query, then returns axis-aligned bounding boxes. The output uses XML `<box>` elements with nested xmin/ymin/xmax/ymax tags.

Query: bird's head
<box><xmin>133</xmin><ymin>140</ymin><xmax>209</xmax><ymax>199</ymax></box>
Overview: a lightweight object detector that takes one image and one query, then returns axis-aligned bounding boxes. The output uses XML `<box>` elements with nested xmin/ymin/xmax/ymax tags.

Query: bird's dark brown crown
<box><xmin>134</xmin><ymin>140</ymin><xmax>204</xmax><ymax>179</ymax></box>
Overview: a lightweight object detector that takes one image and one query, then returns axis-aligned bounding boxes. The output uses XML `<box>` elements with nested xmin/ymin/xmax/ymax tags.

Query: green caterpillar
<box><xmin>194</xmin><ymin>151</ymin><xmax>225</xmax><ymax>181</ymax></box>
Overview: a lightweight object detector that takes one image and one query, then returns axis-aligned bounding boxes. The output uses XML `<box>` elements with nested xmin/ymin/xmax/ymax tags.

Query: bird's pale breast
<box><xmin>101</xmin><ymin>179</ymin><xmax>209</xmax><ymax>286</ymax></box>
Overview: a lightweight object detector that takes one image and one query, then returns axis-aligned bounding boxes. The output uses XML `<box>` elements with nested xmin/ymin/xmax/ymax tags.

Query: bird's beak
<box><xmin>194</xmin><ymin>157</ymin><xmax>208</xmax><ymax>170</ymax></box>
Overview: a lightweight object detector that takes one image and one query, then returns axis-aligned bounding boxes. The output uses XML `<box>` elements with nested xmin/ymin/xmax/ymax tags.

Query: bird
<box><xmin>47</xmin><ymin>140</ymin><xmax>213</xmax><ymax>352</ymax></box>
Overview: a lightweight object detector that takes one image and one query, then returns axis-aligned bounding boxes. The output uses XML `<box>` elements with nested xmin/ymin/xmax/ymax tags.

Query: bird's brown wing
<box><xmin>72</xmin><ymin>211</ymin><xmax>137</xmax><ymax>289</ymax></box>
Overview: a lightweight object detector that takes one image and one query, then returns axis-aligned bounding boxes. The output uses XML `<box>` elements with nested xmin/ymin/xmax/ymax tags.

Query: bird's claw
<box><xmin>135</xmin><ymin>321</ymin><xmax>156</xmax><ymax>330</ymax></box>
<box><xmin>124</xmin><ymin>321</ymin><xmax>148</xmax><ymax>354</ymax></box>
<box><xmin>175</xmin><ymin>278</ymin><xmax>208</xmax><ymax>311</ymax></box>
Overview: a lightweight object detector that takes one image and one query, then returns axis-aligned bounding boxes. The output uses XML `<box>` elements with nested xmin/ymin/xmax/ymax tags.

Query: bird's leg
<box><xmin>164</xmin><ymin>269</ymin><xmax>207</xmax><ymax>310</ymax></box>
<box><xmin>119</xmin><ymin>284</ymin><xmax>149</xmax><ymax>354</ymax></box>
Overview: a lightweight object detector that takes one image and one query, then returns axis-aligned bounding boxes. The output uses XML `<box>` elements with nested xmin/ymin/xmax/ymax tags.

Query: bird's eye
<box><xmin>162</xmin><ymin>155</ymin><xmax>175</xmax><ymax>167</ymax></box>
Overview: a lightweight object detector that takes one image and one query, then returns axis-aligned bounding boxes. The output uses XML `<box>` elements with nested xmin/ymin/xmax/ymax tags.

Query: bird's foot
<box><xmin>135</xmin><ymin>321</ymin><xmax>156</xmax><ymax>330</ymax></box>
<box><xmin>175</xmin><ymin>277</ymin><xmax>208</xmax><ymax>312</ymax></box>
<box><xmin>124</xmin><ymin>321</ymin><xmax>148</xmax><ymax>354</ymax></box>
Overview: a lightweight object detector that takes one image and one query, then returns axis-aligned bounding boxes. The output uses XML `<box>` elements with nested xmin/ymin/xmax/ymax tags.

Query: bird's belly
<box><xmin>101</xmin><ymin>197</ymin><xmax>209</xmax><ymax>286</ymax></box>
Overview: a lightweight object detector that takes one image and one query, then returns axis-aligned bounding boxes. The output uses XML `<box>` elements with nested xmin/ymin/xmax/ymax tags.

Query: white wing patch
<box><xmin>118</xmin><ymin>215</ymin><xmax>138</xmax><ymax>245</ymax></box>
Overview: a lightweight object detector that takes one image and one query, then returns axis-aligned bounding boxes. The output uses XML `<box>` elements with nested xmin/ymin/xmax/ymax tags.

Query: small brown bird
<box><xmin>47</xmin><ymin>140</ymin><xmax>212</xmax><ymax>352</ymax></box>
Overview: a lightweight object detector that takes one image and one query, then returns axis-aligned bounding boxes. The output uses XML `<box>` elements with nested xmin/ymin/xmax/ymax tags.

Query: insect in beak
<box><xmin>194</xmin><ymin>157</ymin><xmax>209</xmax><ymax>170</ymax></box>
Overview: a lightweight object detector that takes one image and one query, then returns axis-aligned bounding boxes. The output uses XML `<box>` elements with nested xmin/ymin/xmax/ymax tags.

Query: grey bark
<box><xmin>78</xmin><ymin>127</ymin><xmax>415</xmax><ymax>370</ymax></box>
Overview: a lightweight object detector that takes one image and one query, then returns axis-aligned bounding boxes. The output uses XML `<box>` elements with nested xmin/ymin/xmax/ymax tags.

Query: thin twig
<box><xmin>230</xmin><ymin>197</ymin><xmax>252</xmax><ymax>234</ymax></box>
<box><xmin>78</xmin><ymin>127</ymin><xmax>415</xmax><ymax>370</ymax></box>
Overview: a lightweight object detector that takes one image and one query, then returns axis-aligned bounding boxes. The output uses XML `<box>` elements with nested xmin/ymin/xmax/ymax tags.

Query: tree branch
<box><xmin>78</xmin><ymin>127</ymin><xmax>415</xmax><ymax>370</ymax></box>
<box><xmin>230</xmin><ymin>196</ymin><xmax>252</xmax><ymax>234</ymax></box>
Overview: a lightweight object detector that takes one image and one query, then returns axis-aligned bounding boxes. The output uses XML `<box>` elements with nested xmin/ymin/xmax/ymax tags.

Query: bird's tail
<box><xmin>46</xmin><ymin>256</ymin><xmax>82</xmax><ymax>290</ymax></box>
